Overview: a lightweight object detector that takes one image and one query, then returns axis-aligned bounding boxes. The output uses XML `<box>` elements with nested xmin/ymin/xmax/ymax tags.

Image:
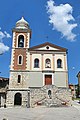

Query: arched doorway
<box><xmin>14</xmin><ymin>93</ymin><xmax>22</xmax><ymax>106</ymax></box>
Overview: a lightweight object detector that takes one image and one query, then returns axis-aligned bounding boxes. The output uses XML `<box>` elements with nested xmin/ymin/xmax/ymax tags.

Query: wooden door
<box><xmin>45</xmin><ymin>75</ymin><xmax>52</xmax><ymax>85</ymax></box>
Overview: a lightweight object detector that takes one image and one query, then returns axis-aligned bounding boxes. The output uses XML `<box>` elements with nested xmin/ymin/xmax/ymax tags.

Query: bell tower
<box><xmin>7</xmin><ymin>17</ymin><xmax>31</xmax><ymax>107</ymax></box>
<box><xmin>11</xmin><ymin>17</ymin><xmax>31</xmax><ymax>71</ymax></box>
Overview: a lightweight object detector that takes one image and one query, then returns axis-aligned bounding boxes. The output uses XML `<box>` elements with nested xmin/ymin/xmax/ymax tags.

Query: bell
<box><xmin>19</xmin><ymin>43</ymin><xmax>23</xmax><ymax>47</ymax></box>
<box><xmin>20</xmin><ymin>39</ymin><xmax>23</xmax><ymax>43</ymax></box>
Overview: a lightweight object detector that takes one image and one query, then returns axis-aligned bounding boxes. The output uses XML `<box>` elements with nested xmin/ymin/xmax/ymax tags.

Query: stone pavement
<box><xmin>72</xmin><ymin>100</ymin><xmax>80</xmax><ymax>111</ymax></box>
<box><xmin>0</xmin><ymin>101</ymin><xmax>80</xmax><ymax>120</ymax></box>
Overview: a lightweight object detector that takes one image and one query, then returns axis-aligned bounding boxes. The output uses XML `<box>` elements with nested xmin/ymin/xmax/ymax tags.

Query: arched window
<box><xmin>57</xmin><ymin>59</ymin><xmax>62</xmax><ymax>68</ymax></box>
<box><xmin>18</xmin><ymin>35</ymin><xmax>24</xmax><ymax>47</ymax></box>
<box><xmin>18</xmin><ymin>55</ymin><xmax>23</xmax><ymax>65</ymax></box>
<box><xmin>34</xmin><ymin>58</ymin><xmax>39</xmax><ymax>68</ymax></box>
<box><xmin>45</xmin><ymin>59</ymin><xmax>51</xmax><ymax>68</ymax></box>
<box><xmin>48</xmin><ymin>90</ymin><xmax>51</xmax><ymax>96</ymax></box>
<box><xmin>48</xmin><ymin>90</ymin><xmax>52</xmax><ymax>99</ymax></box>
<box><xmin>18</xmin><ymin>75</ymin><xmax>21</xmax><ymax>83</ymax></box>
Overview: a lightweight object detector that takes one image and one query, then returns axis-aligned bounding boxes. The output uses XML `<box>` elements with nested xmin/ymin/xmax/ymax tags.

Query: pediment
<box><xmin>29</xmin><ymin>42</ymin><xmax>67</xmax><ymax>52</ymax></box>
<box><xmin>36</xmin><ymin>46</ymin><xmax>59</xmax><ymax>50</ymax></box>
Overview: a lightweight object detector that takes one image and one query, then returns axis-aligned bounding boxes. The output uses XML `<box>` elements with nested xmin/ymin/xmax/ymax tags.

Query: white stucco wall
<box><xmin>30</xmin><ymin>53</ymin><xmax>67</xmax><ymax>72</ymax></box>
<box><xmin>54</xmin><ymin>72</ymin><xmax>68</xmax><ymax>87</ymax></box>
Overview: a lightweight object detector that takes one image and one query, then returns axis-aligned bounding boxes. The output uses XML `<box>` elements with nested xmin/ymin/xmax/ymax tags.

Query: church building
<box><xmin>6</xmin><ymin>17</ymin><xmax>71</xmax><ymax>107</ymax></box>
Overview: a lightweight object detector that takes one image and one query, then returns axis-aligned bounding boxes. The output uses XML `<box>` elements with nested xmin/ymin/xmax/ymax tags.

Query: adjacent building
<box><xmin>77</xmin><ymin>72</ymin><xmax>80</xmax><ymax>97</ymax></box>
<box><xmin>0</xmin><ymin>77</ymin><xmax>9</xmax><ymax>107</ymax></box>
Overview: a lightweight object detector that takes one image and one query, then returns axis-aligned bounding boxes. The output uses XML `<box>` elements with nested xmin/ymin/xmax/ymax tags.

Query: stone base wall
<box><xmin>6</xmin><ymin>85</ymin><xmax>72</xmax><ymax>108</ymax></box>
<box><xmin>6</xmin><ymin>89</ymin><xmax>29</xmax><ymax>107</ymax></box>
<box><xmin>30</xmin><ymin>85</ymin><xmax>72</xmax><ymax>107</ymax></box>
<box><xmin>9</xmin><ymin>72</ymin><xmax>29</xmax><ymax>89</ymax></box>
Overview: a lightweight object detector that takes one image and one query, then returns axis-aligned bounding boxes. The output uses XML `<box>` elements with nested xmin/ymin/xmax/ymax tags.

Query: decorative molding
<box><xmin>17</xmin><ymin>54</ymin><xmax>23</xmax><ymax>65</ymax></box>
<box><xmin>10</xmin><ymin>49</ymin><xmax>15</xmax><ymax>70</ymax></box>
<box><xmin>12</xmin><ymin>32</ymin><xmax>16</xmax><ymax>48</ymax></box>
<box><xmin>30</xmin><ymin>53</ymin><xmax>32</xmax><ymax>70</ymax></box>
<box><xmin>43</xmin><ymin>73</ymin><xmax>54</xmax><ymax>86</ymax></box>
<box><xmin>64</xmin><ymin>55</ymin><xmax>66</xmax><ymax>70</ymax></box>
<box><xmin>27</xmin><ymin>33</ymin><xmax>30</xmax><ymax>48</ymax></box>
<box><xmin>53</xmin><ymin>54</ymin><xmax>55</xmax><ymax>71</ymax></box>
<box><xmin>29</xmin><ymin>42</ymin><xmax>67</xmax><ymax>52</ymax></box>
<box><xmin>41</xmin><ymin>54</ymin><xmax>43</xmax><ymax>70</ymax></box>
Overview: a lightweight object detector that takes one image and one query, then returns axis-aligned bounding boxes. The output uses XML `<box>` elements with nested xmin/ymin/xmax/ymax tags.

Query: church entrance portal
<box><xmin>45</xmin><ymin>75</ymin><xmax>52</xmax><ymax>85</ymax></box>
<box><xmin>14</xmin><ymin>93</ymin><xmax>22</xmax><ymax>106</ymax></box>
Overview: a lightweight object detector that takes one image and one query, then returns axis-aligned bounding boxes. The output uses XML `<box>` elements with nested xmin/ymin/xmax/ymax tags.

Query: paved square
<box><xmin>0</xmin><ymin>105</ymin><xmax>80</xmax><ymax>120</ymax></box>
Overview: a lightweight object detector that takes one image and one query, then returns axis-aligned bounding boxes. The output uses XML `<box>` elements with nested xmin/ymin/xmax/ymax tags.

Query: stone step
<box><xmin>30</xmin><ymin>85</ymin><xmax>72</xmax><ymax>107</ymax></box>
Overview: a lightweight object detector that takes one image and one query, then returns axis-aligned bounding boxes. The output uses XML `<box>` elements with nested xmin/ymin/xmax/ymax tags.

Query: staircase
<box><xmin>30</xmin><ymin>85</ymin><xmax>72</xmax><ymax>107</ymax></box>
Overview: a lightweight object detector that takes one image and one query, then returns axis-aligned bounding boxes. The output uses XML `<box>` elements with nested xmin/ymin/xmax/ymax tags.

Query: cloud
<box><xmin>0</xmin><ymin>29</ymin><xmax>11</xmax><ymax>41</ymax></box>
<box><xmin>4</xmin><ymin>31</ymin><xmax>11</xmax><ymax>38</ymax></box>
<box><xmin>0</xmin><ymin>31</ymin><xmax>5</xmax><ymax>40</ymax></box>
<box><xmin>46</xmin><ymin>0</ymin><xmax>77</xmax><ymax>41</ymax></box>
<box><xmin>0</xmin><ymin>28</ymin><xmax>11</xmax><ymax>54</ymax></box>
<box><xmin>0</xmin><ymin>42</ymin><xmax>9</xmax><ymax>54</ymax></box>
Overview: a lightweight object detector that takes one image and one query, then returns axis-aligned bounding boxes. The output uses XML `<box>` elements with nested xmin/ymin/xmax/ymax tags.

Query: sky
<box><xmin>0</xmin><ymin>0</ymin><xmax>80</xmax><ymax>84</ymax></box>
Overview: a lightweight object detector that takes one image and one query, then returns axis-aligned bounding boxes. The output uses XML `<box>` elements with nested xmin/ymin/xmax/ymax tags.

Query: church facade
<box><xmin>6</xmin><ymin>17</ymin><xmax>71</xmax><ymax>107</ymax></box>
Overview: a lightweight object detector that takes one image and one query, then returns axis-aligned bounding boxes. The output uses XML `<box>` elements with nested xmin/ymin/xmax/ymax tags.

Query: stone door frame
<box><xmin>43</xmin><ymin>73</ymin><xmax>54</xmax><ymax>86</ymax></box>
<box><xmin>45</xmin><ymin>75</ymin><xmax>52</xmax><ymax>85</ymax></box>
<box><xmin>14</xmin><ymin>92</ymin><xmax>22</xmax><ymax>106</ymax></box>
